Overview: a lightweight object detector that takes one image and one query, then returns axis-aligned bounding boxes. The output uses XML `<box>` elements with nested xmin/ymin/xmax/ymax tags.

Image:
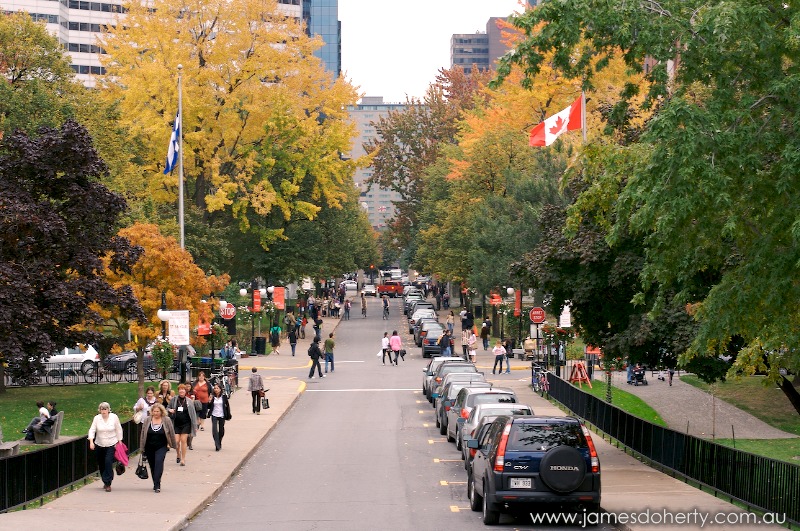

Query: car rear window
<box><xmin>478</xmin><ymin>406</ymin><xmax>531</xmax><ymax>418</ymax></box>
<box><xmin>506</xmin><ymin>422</ymin><xmax>587</xmax><ymax>452</ymax></box>
<box><xmin>470</xmin><ymin>393</ymin><xmax>516</xmax><ymax>406</ymax></box>
<box><xmin>439</xmin><ymin>365</ymin><xmax>477</xmax><ymax>377</ymax></box>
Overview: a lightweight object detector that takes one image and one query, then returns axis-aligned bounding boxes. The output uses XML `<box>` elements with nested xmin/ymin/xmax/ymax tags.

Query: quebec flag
<box><xmin>163</xmin><ymin>111</ymin><xmax>180</xmax><ymax>174</ymax></box>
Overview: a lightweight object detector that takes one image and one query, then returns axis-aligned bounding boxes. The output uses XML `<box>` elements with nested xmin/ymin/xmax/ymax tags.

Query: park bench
<box><xmin>0</xmin><ymin>424</ymin><xmax>20</xmax><ymax>457</ymax></box>
<box><xmin>34</xmin><ymin>410</ymin><xmax>64</xmax><ymax>444</ymax></box>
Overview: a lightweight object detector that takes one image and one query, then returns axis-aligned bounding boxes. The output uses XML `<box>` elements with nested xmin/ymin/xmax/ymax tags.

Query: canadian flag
<box><xmin>529</xmin><ymin>95</ymin><xmax>583</xmax><ymax>147</ymax></box>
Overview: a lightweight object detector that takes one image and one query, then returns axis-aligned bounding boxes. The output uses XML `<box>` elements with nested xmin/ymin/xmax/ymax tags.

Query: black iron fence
<box><xmin>3</xmin><ymin>361</ymin><xmax>185</xmax><ymax>388</ymax></box>
<box><xmin>547</xmin><ymin>373</ymin><xmax>800</xmax><ymax>525</ymax></box>
<box><xmin>0</xmin><ymin>419</ymin><xmax>141</xmax><ymax>512</ymax></box>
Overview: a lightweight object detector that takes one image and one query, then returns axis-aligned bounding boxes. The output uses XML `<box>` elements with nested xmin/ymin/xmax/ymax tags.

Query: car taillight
<box><xmin>460</xmin><ymin>408</ymin><xmax>469</xmax><ymax>419</ymax></box>
<box><xmin>493</xmin><ymin>423</ymin><xmax>512</xmax><ymax>472</ymax></box>
<box><xmin>581</xmin><ymin>425</ymin><xmax>600</xmax><ymax>473</ymax></box>
<box><xmin>435</xmin><ymin>377</ymin><xmax>442</xmax><ymax>383</ymax></box>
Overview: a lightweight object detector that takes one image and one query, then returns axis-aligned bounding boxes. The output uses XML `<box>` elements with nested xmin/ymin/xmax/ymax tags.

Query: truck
<box><xmin>377</xmin><ymin>280</ymin><xmax>404</xmax><ymax>298</ymax></box>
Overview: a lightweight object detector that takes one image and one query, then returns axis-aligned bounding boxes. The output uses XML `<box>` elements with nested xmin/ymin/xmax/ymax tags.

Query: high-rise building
<box><xmin>450</xmin><ymin>1</ymin><xmax>537</xmax><ymax>74</ymax></box>
<box><xmin>347</xmin><ymin>96</ymin><xmax>407</xmax><ymax>230</ymax></box>
<box><xmin>303</xmin><ymin>0</ymin><xmax>341</xmax><ymax>77</ymax></box>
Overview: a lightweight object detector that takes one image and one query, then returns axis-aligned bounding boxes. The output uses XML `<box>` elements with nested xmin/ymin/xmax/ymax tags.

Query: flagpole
<box><xmin>581</xmin><ymin>91</ymin><xmax>586</xmax><ymax>143</ymax></box>
<box><xmin>177</xmin><ymin>64</ymin><xmax>185</xmax><ymax>250</ymax></box>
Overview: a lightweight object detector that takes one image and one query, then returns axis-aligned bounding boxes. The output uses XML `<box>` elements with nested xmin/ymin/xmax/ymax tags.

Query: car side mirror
<box><xmin>423</xmin><ymin>369</ymin><xmax>428</xmax><ymax>373</ymax></box>
<box><xmin>466</xmin><ymin>439</ymin><xmax>479</xmax><ymax>449</ymax></box>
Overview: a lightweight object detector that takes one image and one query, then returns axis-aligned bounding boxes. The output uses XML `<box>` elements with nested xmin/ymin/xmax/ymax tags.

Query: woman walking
<box><xmin>288</xmin><ymin>327</ymin><xmax>298</xmax><ymax>356</ymax></box>
<box><xmin>190</xmin><ymin>372</ymin><xmax>211</xmax><ymax>432</ymax></box>
<box><xmin>269</xmin><ymin>321</ymin><xmax>282</xmax><ymax>355</ymax></box>
<box><xmin>209</xmin><ymin>383</ymin><xmax>232</xmax><ymax>451</ymax></box>
<box><xmin>167</xmin><ymin>384</ymin><xmax>197</xmax><ymax>466</ymax></box>
<box><xmin>139</xmin><ymin>404</ymin><xmax>175</xmax><ymax>493</ymax></box>
<box><xmin>381</xmin><ymin>332</ymin><xmax>392</xmax><ymax>365</ymax></box>
<box><xmin>133</xmin><ymin>386</ymin><xmax>158</xmax><ymax>422</ymax></box>
<box><xmin>156</xmin><ymin>380</ymin><xmax>174</xmax><ymax>408</ymax></box>
<box><xmin>248</xmin><ymin>367</ymin><xmax>265</xmax><ymax>414</ymax></box>
<box><xmin>468</xmin><ymin>329</ymin><xmax>478</xmax><ymax>364</ymax></box>
<box><xmin>88</xmin><ymin>402</ymin><xmax>123</xmax><ymax>492</ymax></box>
<box><xmin>446</xmin><ymin>311</ymin><xmax>455</xmax><ymax>334</ymax></box>
<box><xmin>389</xmin><ymin>330</ymin><xmax>402</xmax><ymax>365</ymax></box>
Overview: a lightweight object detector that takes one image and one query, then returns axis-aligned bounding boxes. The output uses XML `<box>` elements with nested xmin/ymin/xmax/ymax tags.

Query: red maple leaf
<box><xmin>548</xmin><ymin>116</ymin><xmax>566</xmax><ymax>135</ymax></box>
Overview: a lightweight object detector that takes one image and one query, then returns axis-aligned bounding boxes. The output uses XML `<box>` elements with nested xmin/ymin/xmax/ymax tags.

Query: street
<box><xmin>187</xmin><ymin>297</ymin><xmax>618</xmax><ymax>530</ymax></box>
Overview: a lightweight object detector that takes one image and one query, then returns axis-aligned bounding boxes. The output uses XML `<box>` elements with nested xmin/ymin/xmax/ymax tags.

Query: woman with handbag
<box><xmin>209</xmin><ymin>383</ymin><xmax>232</xmax><ymax>451</ymax></box>
<box><xmin>88</xmin><ymin>402</ymin><xmax>123</xmax><ymax>492</ymax></box>
<box><xmin>190</xmin><ymin>372</ymin><xmax>211</xmax><ymax>431</ymax></box>
<box><xmin>139</xmin><ymin>404</ymin><xmax>175</xmax><ymax>493</ymax></box>
<box><xmin>133</xmin><ymin>386</ymin><xmax>157</xmax><ymax>424</ymax></box>
<box><xmin>167</xmin><ymin>384</ymin><xmax>197</xmax><ymax>466</ymax></box>
<box><xmin>247</xmin><ymin>367</ymin><xmax>265</xmax><ymax>414</ymax></box>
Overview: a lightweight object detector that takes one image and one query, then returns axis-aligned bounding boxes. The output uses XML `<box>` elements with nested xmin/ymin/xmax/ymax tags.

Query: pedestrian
<box><xmin>668</xmin><ymin>368</ymin><xmax>675</xmax><ymax>386</ymax></box>
<box><xmin>382</xmin><ymin>295</ymin><xmax>390</xmax><ymax>319</ymax></box>
<box><xmin>438</xmin><ymin>330</ymin><xmax>452</xmax><ymax>357</ymax></box>
<box><xmin>381</xmin><ymin>332</ymin><xmax>392</xmax><ymax>365</ymax></box>
<box><xmin>461</xmin><ymin>329</ymin><xmax>470</xmax><ymax>358</ymax></box>
<box><xmin>446</xmin><ymin>311</ymin><xmax>454</xmax><ymax>333</ymax></box>
<box><xmin>492</xmin><ymin>340</ymin><xmax>506</xmax><ymax>374</ymax></box>
<box><xmin>139</xmin><ymin>403</ymin><xmax>175</xmax><ymax>493</ymax></box>
<box><xmin>156</xmin><ymin>380</ymin><xmax>174</xmax><ymax>409</ymax></box>
<box><xmin>324</xmin><ymin>332</ymin><xmax>336</xmax><ymax>373</ymax></box>
<box><xmin>503</xmin><ymin>339</ymin><xmax>512</xmax><ymax>374</ymax></box>
<box><xmin>308</xmin><ymin>337</ymin><xmax>325</xmax><ymax>379</ymax></box>
<box><xmin>459</xmin><ymin>308</ymin><xmax>468</xmax><ymax>330</ymax></box>
<box><xmin>480</xmin><ymin>317</ymin><xmax>492</xmax><ymax>350</ymax></box>
<box><xmin>343</xmin><ymin>299</ymin><xmax>351</xmax><ymax>320</ymax></box>
<box><xmin>300</xmin><ymin>314</ymin><xmax>307</xmax><ymax>339</ymax></box>
<box><xmin>209</xmin><ymin>383</ymin><xmax>232</xmax><ymax>451</ymax></box>
<box><xmin>270</xmin><ymin>321</ymin><xmax>282</xmax><ymax>355</ymax></box>
<box><xmin>190</xmin><ymin>372</ymin><xmax>211</xmax><ymax>432</ymax></box>
<box><xmin>248</xmin><ymin>367</ymin><xmax>265</xmax><ymax>414</ymax></box>
<box><xmin>362</xmin><ymin>294</ymin><xmax>368</xmax><ymax>318</ymax></box>
<box><xmin>295</xmin><ymin>313</ymin><xmax>302</xmax><ymax>337</ymax></box>
<box><xmin>468</xmin><ymin>329</ymin><xmax>478</xmax><ymax>364</ymax></box>
<box><xmin>88</xmin><ymin>402</ymin><xmax>123</xmax><ymax>492</ymax></box>
<box><xmin>167</xmin><ymin>384</ymin><xmax>197</xmax><ymax>466</ymax></box>
<box><xmin>389</xmin><ymin>330</ymin><xmax>402</xmax><ymax>365</ymax></box>
<box><xmin>133</xmin><ymin>386</ymin><xmax>158</xmax><ymax>423</ymax></box>
<box><xmin>443</xmin><ymin>290</ymin><xmax>450</xmax><ymax>309</ymax></box>
<box><xmin>22</xmin><ymin>400</ymin><xmax>50</xmax><ymax>436</ymax></box>
<box><xmin>288</xmin><ymin>326</ymin><xmax>298</xmax><ymax>356</ymax></box>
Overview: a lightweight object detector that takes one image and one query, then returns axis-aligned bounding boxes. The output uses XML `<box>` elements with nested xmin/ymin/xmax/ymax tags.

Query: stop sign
<box><xmin>220</xmin><ymin>302</ymin><xmax>236</xmax><ymax>320</ymax></box>
<box><xmin>529</xmin><ymin>307</ymin><xmax>546</xmax><ymax>324</ymax></box>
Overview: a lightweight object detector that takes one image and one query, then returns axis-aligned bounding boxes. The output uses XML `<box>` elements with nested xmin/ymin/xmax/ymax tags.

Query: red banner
<box><xmin>514</xmin><ymin>289</ymin><xmax>521</xmax><ymax>316</ymax></box>
<box><xmin>490</xmin><ymin>293</ymin><xmax>502</xmax><ymax>306</ymax></box>
<box><xmin>252</xmin><ymin>290</ymin><xmax>261</xmax><ymax>312</ymax></box>
<box><xmin>273</xmin><ymin>286</ymin><xmax>285</xmax><ymax>310</ymax></box>
<box><xmin>198</xmin><ymin>320</ymin><xmax>211</xmax><ymax>336</ymax></box>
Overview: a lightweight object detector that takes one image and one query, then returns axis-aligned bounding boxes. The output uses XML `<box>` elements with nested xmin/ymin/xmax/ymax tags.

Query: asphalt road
<box><xmin>187</xmin><ymin>297</ymin><xmax>619</xmax><ymax>530</ymax></box>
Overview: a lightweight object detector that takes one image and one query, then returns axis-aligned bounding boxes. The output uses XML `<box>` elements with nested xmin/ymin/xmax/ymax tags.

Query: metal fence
<box><xmin>547</xmin><ymin>374</ymin><xmax>800</xmax><ymax>525</ymax></box>
<box><xmin>3</xmin><ymin>361</ymin><xmax>184</xmax><ymax>388</ymax></box>
<box><xmin>0</xmin><ymin>419</ymin><xmax>141</xmax><ymax>512</ymax></box>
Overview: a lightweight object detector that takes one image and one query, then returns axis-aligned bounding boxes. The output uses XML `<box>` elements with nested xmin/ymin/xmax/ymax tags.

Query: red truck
<box><xmin>377</xmin><ymin>280</ymin><xmax>404</xmax><ymax>298</ymax></box>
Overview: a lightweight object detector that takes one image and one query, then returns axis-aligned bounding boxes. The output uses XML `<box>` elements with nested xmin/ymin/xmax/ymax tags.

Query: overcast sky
<box><xmin>339</xmin><ymin>0</ymin><xmax>527</xmax><ymax>103</ymax></box>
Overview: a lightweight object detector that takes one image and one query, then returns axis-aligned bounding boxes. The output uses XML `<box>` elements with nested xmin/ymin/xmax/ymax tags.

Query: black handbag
<box><xmin>135</xmin><ymin>454</ymin><xmax>149</xmax><ymax>480</ymax></box>
<box><xmin>261</xmin><ymin>397</ymin><xmax>270</xmax><ymax>409</ymax></box>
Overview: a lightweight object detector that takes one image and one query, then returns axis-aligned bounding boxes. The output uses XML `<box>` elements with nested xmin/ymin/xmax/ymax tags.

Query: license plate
<box><xmin>510</xmin><ymin>478</ymin><xmax>532</xmax><ymax>489</ymax></box>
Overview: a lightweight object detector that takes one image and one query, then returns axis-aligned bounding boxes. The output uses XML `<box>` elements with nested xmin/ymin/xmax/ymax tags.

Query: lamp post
<box><xmin>239</xmin><ymin>281</ymin><xmax>267</xmax><ymax>355</ymax></box>
<box><xmin>157</xmin><ymin>291</ymin><xmax>168</xmax><ymax>340</ymax></box>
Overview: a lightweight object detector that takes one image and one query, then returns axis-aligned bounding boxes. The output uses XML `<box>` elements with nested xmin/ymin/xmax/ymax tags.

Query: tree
<box><xmin>100</xmin><ymin>223</ymin><xmax>229</xmax><ymax>394</ymax></box>
<box><xmin>500</xmin><ymin>0</ymin><xmax>800</xmax><ymax>413</ymax></box>
<box><xmin>0</xmin><ymin>120</ymin><xmax>145</xmax><ymax>390</ymax></box>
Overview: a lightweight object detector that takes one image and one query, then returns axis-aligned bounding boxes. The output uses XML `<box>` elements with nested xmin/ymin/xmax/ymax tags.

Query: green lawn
<box><xmin>680</xmin><ymin>375</ymin><xmax>800</xmax><ymax>436</ymax></box>
<box><xmin>0</xmin><ymin>382</ymin><xmax>175</xmax><ymax>441</ymax></box>
<box><xmin>573</xmin><ymin>380</ymin><xmax>668</xmax><ymax>427</ymax></box>
<box><xmin>713</xmin><ymin>438</ymin><xmax>800</xmax><ymax>463</ymax></box>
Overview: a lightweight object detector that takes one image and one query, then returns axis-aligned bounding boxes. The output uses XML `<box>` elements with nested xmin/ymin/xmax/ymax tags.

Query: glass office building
<box><xmin>303</xmin><ymin>0</ymin><xmax>341</xmax><ymax>77</ymax></box>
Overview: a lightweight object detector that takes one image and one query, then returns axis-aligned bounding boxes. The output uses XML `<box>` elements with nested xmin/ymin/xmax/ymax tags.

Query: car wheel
<box><xmin>439</xmin><ymin>418</ymin><xmax>447</xmax><ymax>435</ymax></box>
<box><xmin>435</xmin><ymin>413</ymin><xmax>440</xmax><ymax>428</ymax></box>
<box><xmin>455</xmin><ymin>427</ymin><xmax>462</xmax><ymax>450</ymax></box>
<box><xmin>446</xmin><ymin>425</ymin><xmax>455</xmax><ymax>443</ymax></box>
<box><xmin>81</xmin><ymin>360</ymin><xmax>96</xmax><ymax>374</ymax></box>
<box><xmin>468</xmin><ymin>474</ymin><xmax>482</xmax><ymax>512</ymax></box>
<box><xmin>482</xmin><ymin>484</ymin><xmax>500</xmax><ymax>525</ymax></box>
<box><xmin>125</xmin><ymin>361</ymin><xmax>136</xmax><ymax>373</ymax></box>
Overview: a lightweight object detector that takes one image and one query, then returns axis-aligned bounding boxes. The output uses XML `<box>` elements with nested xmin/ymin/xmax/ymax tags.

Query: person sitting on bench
<box><xmin>24</xmin><ymin>401</ymin><xmax>59</xmax><ymax>441</ymax></box>
<box><xmin>22</xmin><ymin>401</ymin><xmax>50</xmax><ymax>438</ymax></box>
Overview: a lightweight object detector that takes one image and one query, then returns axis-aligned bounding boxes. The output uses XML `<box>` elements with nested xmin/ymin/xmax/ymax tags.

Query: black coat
<box><xmin>308</xmin><ymin>342</ymin><xmax>323</xmax><ymax>360</ymax></box>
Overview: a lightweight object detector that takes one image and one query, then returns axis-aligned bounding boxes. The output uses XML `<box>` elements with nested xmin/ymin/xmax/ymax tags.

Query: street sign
<box><xmin>220</xmin><ymin>302</ymin><xmax>236</xmax><ymax>320</ymax></box>
<box><xmin>529</xmin><ymin>307</ymin><xmax>546</xmax><ymax>324</ymax></box>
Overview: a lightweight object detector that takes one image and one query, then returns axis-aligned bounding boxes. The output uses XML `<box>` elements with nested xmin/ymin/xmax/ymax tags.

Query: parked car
<box><xmin>361</xmin><ymin>283</ymin><xmax>377</xmax><ymax>297</ymax></box>
<box><xmin>103</xmin><ymin>351</ymin><xmax>155</xmax><ymax>373</ymax></box>
<box><xmin>446</xmin><ymin>387</ymin><xmax>518</xmax><ymax>447</ymax></box>
<box><xmin>409</xmin><ymin>300</ymin><xmax>435</xmax><ymax>317</ymax></box>
<box><xmin>429</xmin><ymin>362</ymin><xmax>479</xmax><ymax>405</ymax></box>
<box><xmin>467</xmin><ymin>415</ymin><xmax>601</xmax><ymax>523</ymax></box>
<box><xmin>460</xmin><ymin>403</ymin><xmax>534</xmax><ymax>462</ymax></box>
<box><xmin>403</xmin><ymin>292</ymin><xmax>424</xmax><ymax>315</ymax></box>
<box><xmin>47</xmin><ymin>345</ymin><xmax>101</xmax><ymax>374</ymax></box>
<box><xmin>408</xmin><ymin>308</ymin><xmax>436</xmax><ymax>333</ymax></box>
<box><xmin>435</xmin><ymin>378</ymin><xmax>492</xmax><ymax>435</ymax></box>
<box><xmin>422</xmin><ymin>327</ymin><xmax>452</xmax><ymax>357</ymax></box>
<box><xmin>415</xmin><ymin>319</ymin><xmax>442</xmax><ymax>347</ymax></box>
<box><xmin>341</xmin><ymin>280</ymin><xmax>358</xmax><ymax>292</ymax></box>
<box><xmin>422</xmin><ymin>356</ymin><xmax>467</xmax><ymax>399</ymax></box>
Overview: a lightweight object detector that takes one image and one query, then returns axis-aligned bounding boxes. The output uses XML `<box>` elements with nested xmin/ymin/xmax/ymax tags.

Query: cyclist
<box><xmin>382</xmin><ymin>295</ymin><xmax>390</xmax><ymax>320</ymax></box>
<box><xmin>361</xmin><ymin>293</ymin><xmax>367</xmax><ymax>318</ymax></box>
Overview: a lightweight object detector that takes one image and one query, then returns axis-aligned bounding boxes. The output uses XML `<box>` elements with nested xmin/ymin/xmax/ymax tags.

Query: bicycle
<box><xmin>46</xmin><ymin>367</ymin><xmax>80</xmax><ymax>386</ymax></box>
<box><xmin>382</xmin><ymin>305</ymin><xmax>389</xmax><ymax>320</ymax></box>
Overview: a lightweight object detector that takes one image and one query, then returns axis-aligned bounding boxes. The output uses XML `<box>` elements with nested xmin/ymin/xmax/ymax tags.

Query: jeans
<box><xmin>441</xmin><ymin>346</ymin><xmax>451</xmax><ymax>357</ymax></box>
<box><xmin>482</xmin><ymin>337</ymin><xmax>489</xmax><ymax>350</ymax></box>
<box><xmin>343</xmin><ymin>309</ymin><xmax>350</xmax><ymax>320</ymax></box>
<box><xmin>211</xmin><ymin>415</ymin><xmax>226</xmax><ymax>450</ymax></box>
<box><xmin>290</xmin><ymin>343</ymin><xmax>297</xmax><ymax>356</ymax></box>
<box><xmin>505</xmin><ymin>355</ymin><xmax>511</xmax><ymax>373</ymax></box>
<box><xmin>382</xmin><ymin>348</ymin><xmax>394</xmax><ymax>365</ymax></box>
<box><xmin>493</xmin><ymin>355</ymin><xmax>505</xmax><ymax>374</ymax></box>
<box><xmin>325</xmin><ymin>353</ymin><xmax>334</xmax><ymax>372</ymax></box>
<box><xmin>251</xmin><ymin>390</ymin><xmax>261</xmax><ymax>413</ymax></box>
<box><xmin>145</xmin><ymin>444</ymin><xmax>167</xmax><ymax>489</ymax></box>
<box><xmin>95</xmin><ymin>444</ymin><xmax>115</xmax><ymax>487</ymax></box>
<box><xmin>309</xmin><ymin>358</ymin><xmax>323</xmax><ymax>377</ymax></box>
<box><xmin>447</xmin><ymin>323</ymin><xmax>454</xmax><ymax>333</ymax></box>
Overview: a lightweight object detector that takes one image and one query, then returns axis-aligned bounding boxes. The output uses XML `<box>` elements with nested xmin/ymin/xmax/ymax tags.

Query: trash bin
<box><xmin>254</xmin><ymin>337</ymin><xmax>267</xmax><ymax>355</ymax></box>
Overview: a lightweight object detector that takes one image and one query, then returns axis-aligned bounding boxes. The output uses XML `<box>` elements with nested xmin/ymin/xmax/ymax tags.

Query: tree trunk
<box><xmin>0</xmin><ymin>363</ymin><xmax>5</xmax><ymax>393</ymax></box>
<box><xmin>778</xmin><ymin>375</ymin><xmax>800</xmax><ymax>416</ymax></box>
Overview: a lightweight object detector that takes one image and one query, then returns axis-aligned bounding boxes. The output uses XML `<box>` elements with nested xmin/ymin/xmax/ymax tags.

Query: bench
<box><xmin>0</xmin><ymin>424</ymin><xmax>20</xmax><ymax>458</ymax></box>
<box><xmin>34</xmin><ymin>411</ymin><xmax>64</xmax><ymax>444</ymax></box>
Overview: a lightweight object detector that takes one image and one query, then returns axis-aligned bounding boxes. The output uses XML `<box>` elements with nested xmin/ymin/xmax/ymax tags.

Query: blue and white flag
<box><xmin>163</xmin><ymin>111</ymin><xmax>180</xmax><ymax>174</ymax></box>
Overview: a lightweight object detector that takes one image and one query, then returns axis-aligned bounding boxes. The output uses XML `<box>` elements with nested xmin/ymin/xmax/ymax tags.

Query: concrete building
<box><xmin>0</xmin><ymin>0</ymin><xmax>328</xmax><ymax>87</ymax></box>
<box><xmin>303</xmin><ymin>0</ymin><xmax>340</xmax><ymax>77</ymax></box>
<box><xmin>347</xmin><ymin>96</ymin><xmax>407</xmax><ymax>230</ymax></box>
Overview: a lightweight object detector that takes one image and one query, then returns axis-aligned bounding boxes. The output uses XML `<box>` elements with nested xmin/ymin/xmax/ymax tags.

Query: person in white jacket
<box><xmin>88</xmin><ymin>402</ymin><xmax>123</xmax><ymax>492</ymax></box>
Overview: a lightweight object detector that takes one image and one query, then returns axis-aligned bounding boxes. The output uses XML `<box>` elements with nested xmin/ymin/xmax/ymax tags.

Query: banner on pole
<box><xmin>167</xmin><ymin>310</ymin><xmax>190</xmax><ymax>345</ymax></box>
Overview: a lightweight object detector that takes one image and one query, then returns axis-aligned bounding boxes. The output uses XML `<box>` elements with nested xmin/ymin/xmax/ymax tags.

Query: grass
<box><xmin>572</xmin><ymin>379</ymin><xmax>668</xmax><ymax>427</ymax></box>
<box><xmin>713</xmin><ymin>438</ymin><xmax>800</xmax><ymax>463</ymax></box>
<box><xmin>0</xmin><ymin>381</ymin><xmax>178</xmax><ymax>444</ymax></box>
<box><xmin>680</xmin><ymin>375</ymin><xmax>800</xmax><ymax>436</ymax></box>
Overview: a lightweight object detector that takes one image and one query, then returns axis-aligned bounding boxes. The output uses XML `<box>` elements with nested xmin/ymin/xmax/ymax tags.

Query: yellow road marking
<box><xmin>416</xmin><ymin>400</ymin><xmax>424</xmax><ymax>404</ymax></box>
<box><xmin>450</xmin><ymin>506</ymin><xmax>460</xmax><ymax>512</ymax></box>
<box><xmin>422</xmin><ymin>423</ymin><xmax>430</xmax><ymax>428</ymax></box>
<box><xmin>440</xmin><ymin>481</ymin><xmax>467</xmax><ymax>485</ymax></box>
<box><xmin>418</xmin><ymin>410</ymin><xmax>425</xmax><ymax>414</ymax></box>
<box><xmin>433</xmin><ymin>458</ymin><xmax>462</xmax><ymax>463</ymax></box>
<box><xmin>428</xmin><ymin>439</ymin><xmax>447</xmax><ymax>444</ymax></box>
<box><xmin>298</xmin><ymin>382</ymin><xmax>307</xmax><ymax>393</ymax></box>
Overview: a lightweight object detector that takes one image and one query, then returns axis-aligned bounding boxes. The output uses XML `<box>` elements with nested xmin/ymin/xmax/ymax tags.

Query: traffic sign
<box><xmin>220</xmin><ymin>302</ymin><xmax>236</xmax><ymax>320</ymax></box>
<box><xmin>529</xmin><ymin>307</ymin><xmax>546</xmax><ymax>324</ymax></box>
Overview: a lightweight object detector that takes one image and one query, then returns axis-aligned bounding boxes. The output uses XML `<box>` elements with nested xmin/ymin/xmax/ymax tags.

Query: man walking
<box><xmin>324</xmin><ymin>332</ymin><xmax>335</xmax><ymax>373</ymax></box>
<box><xmin>308</xmin><ymin>338</ymin><xmax>325</xmax><ymax>379</ymax></box>
<box><xmin>481</xmin><ymin>317</ymin><xmax>492</xmax><ymax>350</ymax></box>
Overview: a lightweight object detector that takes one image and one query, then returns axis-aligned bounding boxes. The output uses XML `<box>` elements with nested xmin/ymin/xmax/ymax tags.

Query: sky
<box><xmin>338</xmin><ymin>0</ymin><xmax>528</xmax><ymax>104</ymax></box>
